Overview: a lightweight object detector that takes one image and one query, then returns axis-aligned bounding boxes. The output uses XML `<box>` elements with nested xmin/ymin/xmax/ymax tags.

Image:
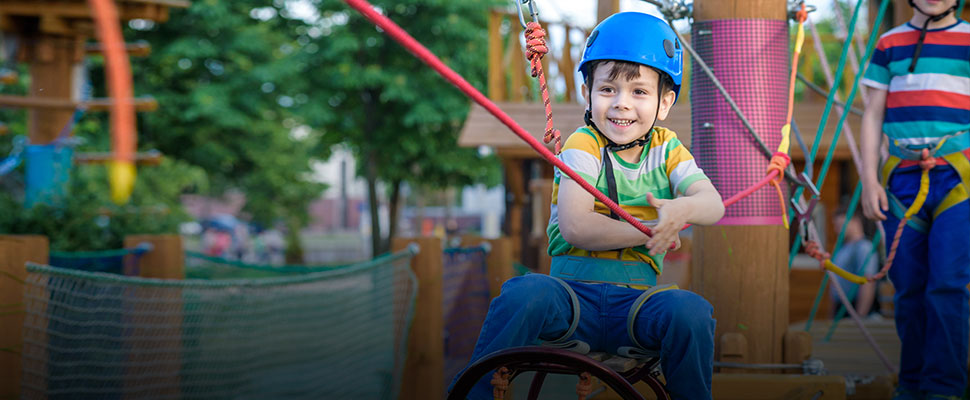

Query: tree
<box><xmin>119</xmin><ymin>1</ymin><xmax>328</xmax><ymax>231</ymax></box>
<box><xmin>298</xmin><ymin>0</ymin><xmax>502</xmax><ymax>254</ymax></box>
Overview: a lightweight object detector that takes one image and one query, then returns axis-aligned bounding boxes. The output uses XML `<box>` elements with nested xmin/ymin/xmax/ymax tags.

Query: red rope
<box><xmin>342</xmin><ymin>0</ymin><xmax>657</xmax><ymax>237</ymax></box>
<box><xmin>524</xmin><ymin>22</ymin><xmax>561</xmax><ymax>154</ymax></box>
<box><xmin>342</xmin><ymin>0</ymin><xmax>795</xmax><ymax>239</ymax></box>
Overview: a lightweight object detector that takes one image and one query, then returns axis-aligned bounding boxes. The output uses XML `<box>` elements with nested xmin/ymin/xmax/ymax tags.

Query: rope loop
<box><xmin>767</xmin><ymin>152</ymin><xmax>791</xmax><ymax>228</ymax></box>
<box><xmin>803</xmin><ymin>240</ymin><xmax>830</xmax><ymax>263</ymax></box>
<box><xmin>523</xmin><ymin>21</ymin><xmax>561</xmax><ymax>154</ymax></box>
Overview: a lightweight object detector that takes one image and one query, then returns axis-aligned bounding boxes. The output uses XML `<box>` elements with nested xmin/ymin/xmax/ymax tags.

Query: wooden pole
<box><xmin>23</xmin><ymin>34</ymin><xmax>84</xmax><ymax>145</ymax></box>
<box><xmin>392</xmin><ymin>236</ymin><xmax>444</xmax><ymax>400</ymax></box>
<box><xmin>0</xmin><ymin>235</ymin><xmax>49</xmax><ymax>399</ymax></box>
<box><xmin>597</xmin><ymin>0</ymin><xmax>620</xmax><ymax>24</ymax></box>
<box><xmin>123</xmin><ymin>235</ymin><xmax>183</xmax><ymax>279</ymax></box>
<box><xmin>121</xmin><ymin>235</ymin><xmax>182</xmax><ymax>399</ymax></box>
<box><xmin>691</xmin><ymin>0</ymin><xmax>790</xmax><ymax>367</ymax></box>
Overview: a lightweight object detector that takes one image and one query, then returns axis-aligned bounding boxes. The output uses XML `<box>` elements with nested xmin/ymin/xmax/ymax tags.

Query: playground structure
<box><xmin>1</xmin><ymin>0</ymin><xmax>969</xmax><ymax>399</ymax></box>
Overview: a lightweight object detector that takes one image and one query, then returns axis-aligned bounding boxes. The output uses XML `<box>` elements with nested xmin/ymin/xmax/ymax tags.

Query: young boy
<box><xmin>450</xmin><ymin>12</ymin><xmax>724</xmax><ymax>400</ymax></box>
<box><xmin>859</xmin><ymin>0</ymin><xmax>970</xmax><ymax>398</ymax></box>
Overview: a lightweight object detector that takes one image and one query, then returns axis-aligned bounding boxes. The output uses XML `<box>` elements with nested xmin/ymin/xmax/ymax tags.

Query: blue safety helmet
<box><xmin>578</xmin><ymin>12</ymin><xmax>683</xmax><ymax>100</ymax></box>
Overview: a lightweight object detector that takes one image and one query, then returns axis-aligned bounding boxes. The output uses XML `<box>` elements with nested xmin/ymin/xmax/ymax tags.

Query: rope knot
<box><xmin>803</xmin><ymin>240</ymin><xmax>830</xmax><ymax>263</ymax></box>
<box><xmin>524</xmin><ymin>22</ymin><xmax>548</xmax><ymax>77</ymax></box>
<box><xmin>766</xmin><ymin>152</ymin><xmax>791</xmax><ymax>229</ymax></box>
<box><xmin>544</xmin><ymin>128</ymin><xmax>562</xmax><ymax>154</ymax></box>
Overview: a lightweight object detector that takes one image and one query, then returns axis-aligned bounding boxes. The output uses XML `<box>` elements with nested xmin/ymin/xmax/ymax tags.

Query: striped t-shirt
<box><xmin>861</xmin><ymin>20</ymin><xmax>970</xmax><ymax>158</ymax></box>
<box><xmin>546</xmin><ymin>126</ymin><xmax>709</xmax><ymax>274</ymax></box>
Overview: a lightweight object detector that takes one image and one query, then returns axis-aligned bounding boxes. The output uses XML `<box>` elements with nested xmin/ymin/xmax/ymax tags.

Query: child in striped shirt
<box><xmin>450</xmin><ymin>12</ymin><xmax>724</xmax><ymax>400</ymax></box>
<box><xmin>860</xmin><ymin>0</ymin><xmax>970</xmax><ymax>398</ymax></box>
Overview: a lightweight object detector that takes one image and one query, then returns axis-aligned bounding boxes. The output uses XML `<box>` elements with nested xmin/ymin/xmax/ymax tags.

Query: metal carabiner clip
<box><xmin>516</xmin><ymin>0</ymin><xmax>539</xmax><ymax>29</ymax></box>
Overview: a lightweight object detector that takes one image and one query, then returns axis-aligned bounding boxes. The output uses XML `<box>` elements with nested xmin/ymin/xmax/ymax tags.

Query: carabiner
<box><xmin>516</xmin><ymin>0</ymin><xmax>539</xmax><ymax>29</ymax></box>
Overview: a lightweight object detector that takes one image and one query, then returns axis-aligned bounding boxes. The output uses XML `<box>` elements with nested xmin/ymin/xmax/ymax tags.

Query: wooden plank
<box><xmin>0</xmin><ymin>235</ymin><xmax>48</xmax><ymax>400</ymax></box>
<box><xmin>508</xmin><ymin>23</ymin><xmax>525</xmax><ymax>102</ymax></box>
<box><xmin>85</xmin><ymin>41</ymin><xmax>151</xmax><ymax>57</ymax></box>
<box><xmin>26</xmin><ymin>35</ymin><xmax>78</xmax><ymax>145</ymax></box>
<box><xmin>487</xmin><ymin>11</ymin><xmax>505</xmax><ymax>101</ymax></box>
<box><xmin>0</xmin><ymin>95</ymin><xmax>158</xmax><ymax>112</ymax></box>
<box><xmin>0</xmin><ymin>1</ymin><xmax>187</xmax><ymax>21</ymax></box>
<box><xmin>595</xmin><ymin>373</ymin><xmax>846</xmax><ymax>399</ymax></box>
<box><xmin>503</xmin><ymin>159</ymin><xmax>526</xmax><ymax>263</ymax></box>
<box><xmin>392</xmin><ymin>237</ymin><xmax>444</xmax><ymax>400</ymax></box>
<box><xmin>694</xmin><ymin>0</ymin><xmax>786</xmax><ymax>20</ymax></box>
<box><xmin>75</xmin><ymin>150</ymin><xmax>163</xmax><ymax>166</ymax></box>
<box><xmin>529</xmin><ymin>178</ymin><xmax>552</xmax><ymax>275</ymax></box>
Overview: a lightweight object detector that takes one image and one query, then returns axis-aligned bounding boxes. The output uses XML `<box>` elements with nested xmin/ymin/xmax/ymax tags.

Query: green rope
<box><xmin>823</xmin><ymin>229</ymin><xmax>883</xmax><ymax>342</ymax></box>
<box><xmin>804</xmin><ymin>181</ymin><xmax>863</xmax><ymax>332</ymax></box>
<box><xmin>184</xmin><ymin>250</ymin><xmax>351</xmax><ymax>273</ymax></box>
<box><xmin>50</xmin><ymin>247</ymin><xmax>143</xmax><ymax>258</ymax></box>
<box><xmin>28</xmin><ymin>248</ymin><xmax>416</xmax><ymax>288</ymax></box>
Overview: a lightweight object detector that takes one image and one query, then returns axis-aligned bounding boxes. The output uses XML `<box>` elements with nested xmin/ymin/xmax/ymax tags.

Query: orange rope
<box><xmin>766</xmin><ymin>152</ymin><xmax>791</xmax><ymax>229</ymax></box>
<box><xmin>490</xmin><ymin>366</ymin><xmax>510</xmax><ymax>400</ymax></box>
<box><xmin>524</xmin><ymin>22</ymin><xmax>561</xmax><ymax>154</ymax></box>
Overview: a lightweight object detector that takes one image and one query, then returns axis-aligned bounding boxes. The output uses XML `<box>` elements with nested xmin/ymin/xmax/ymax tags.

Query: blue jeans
<box><xmin>449</xmin><ymin>274</ymin><xmax>715</xmax><ymax>400</ymax></box>
<box><xmin>885</xmin><ymin>165</ymin><xmax>970</xmax><ymax>396</ymax></box>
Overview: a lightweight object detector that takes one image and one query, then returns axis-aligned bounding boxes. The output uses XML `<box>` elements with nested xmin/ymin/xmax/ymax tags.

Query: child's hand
<box><xmin>644</xmin><ymin>193</ymin><xmax>688</xmax><ymax>256</ymax></box>
<box><xmin>861</xmin><ymin>178</ymin><xmax>888</xmax><ymax>221</ymax></box>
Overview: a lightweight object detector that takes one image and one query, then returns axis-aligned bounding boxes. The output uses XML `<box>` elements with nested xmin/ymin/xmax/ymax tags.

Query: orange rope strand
<box><xmin>524</xmin><ymin>22</ymin><xmax>561</xmax><ymax>154</ymax></box>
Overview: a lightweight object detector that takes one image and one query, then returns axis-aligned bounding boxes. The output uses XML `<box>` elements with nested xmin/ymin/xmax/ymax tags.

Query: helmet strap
<box><xmin>907</xmin><ymin>0</ymin><xmax>958</xmax><ymax>72</ymax></box>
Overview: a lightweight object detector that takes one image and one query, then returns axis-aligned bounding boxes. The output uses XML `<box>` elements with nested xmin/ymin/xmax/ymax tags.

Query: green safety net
<box><xmin>20</xmin><ymin>249</ymin><xmax>418</xmax><ymax>400</ymax></box>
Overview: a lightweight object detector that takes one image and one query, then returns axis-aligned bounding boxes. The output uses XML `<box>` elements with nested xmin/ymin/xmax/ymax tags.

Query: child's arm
<box><xmin>644</xmin><ymin>179</ymin><xmax>724</xmax><ymax>256</ymax></box>
<box><xmin>860</xmin><ymin>87</ymin><xmax>888</xmax><ymax>221</ymax></box>
<box><xmin>557</xmin><ymin>177</ymin><xmax>659</xmax><ymax>251</ymax></box>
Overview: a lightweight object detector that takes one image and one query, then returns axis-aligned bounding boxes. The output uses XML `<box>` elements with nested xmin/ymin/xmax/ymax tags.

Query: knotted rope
<box><xmin>524</xmin><ymin>22</ymin><xmax>561</xmax><ymax>154</ymax></box>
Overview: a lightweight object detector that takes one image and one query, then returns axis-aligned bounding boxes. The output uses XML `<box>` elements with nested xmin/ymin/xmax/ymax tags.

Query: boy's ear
<box><xmin>656</xmin><ymin>89</ymin><xmax>677</xmax><ymax>121</ymax></box>
<box><xmin>581</xmin><ymin>83</ymin><xmax>590</xmax><ymax>109</ymax></box>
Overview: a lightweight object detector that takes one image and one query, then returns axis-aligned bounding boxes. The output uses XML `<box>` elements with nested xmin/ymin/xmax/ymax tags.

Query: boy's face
<box><xmin>913</xmin><ymin>0</ymin><xmax>957</xmax><ymax>14</ymax></box>
<box><xmin>583</xmin><ymin>62</ymin><xmax>675</xmax><ymax>146</ymax></box>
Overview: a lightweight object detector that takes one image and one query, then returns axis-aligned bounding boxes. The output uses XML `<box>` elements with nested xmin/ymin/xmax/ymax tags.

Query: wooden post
<box><xmin>783</xmin><ymin>331</ymin><xmax>813</xmax><ymax>368</ymax></box>
<box><xmin>392</xmin><ymin>236</ymin><xmax>444</xmax><ymax>400</ymax></box>
<box><xmin>596</xmin><ymin>0</ymin><xmax>620</xmax><ymax>24</ymax></box>
<box><xmin>529</xmin><ymin>178</ymin><xmax>553</xmax><ymax>274</ymax></box>
<box><xmin>487</xmin><ymin>11</ymin><xmax>506</xmax><ymax>101</ymax></box>
<box><xmin>123</xmin><ymin>235</ymin><xmax>184</xmax><ymax>279</ymax></box>
<box><xmin>121</xmin><ymin>235</ymin><xmax>182</xmax><ymax>399</ymax></box>
<box><xmin>0</xmin><ymin>235</ymin><xmax>49</xmax><ymax>399</ymax></box>
<box><xmin>691</xmin><ymin>0</ymin><xmax>790</xmax><ymax>367</ymax></box>
<box><xmin>24</xmin><ymin>34</ymin><xmax>84</xmax><ymax>145</ymax></box>
<box><xmin>461</xmin><ymin>235</ymin><xmax>515</xmax><ymax>300</ymax></box>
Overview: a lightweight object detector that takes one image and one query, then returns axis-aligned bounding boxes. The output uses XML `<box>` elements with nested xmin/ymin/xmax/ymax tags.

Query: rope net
<box><xmin>20</xmin><ymin>250</ymin><xmax>418</xmax><ymax>400</ymax></box>
<box><xmin>441</xmin><ymin>247</ymin><xmax>489</xmax><ymax>388</ymax></box>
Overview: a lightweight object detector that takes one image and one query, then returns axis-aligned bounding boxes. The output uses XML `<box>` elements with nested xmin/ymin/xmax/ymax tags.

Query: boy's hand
<box><xmin>861</xmin><ymin>178</ymin><xmax>888</xmax><ymax>221</ymax></box>
<box><xmin>644</xmin><ymin>193</ymin><xmax>688</xmax><ymax>256</ymax></box>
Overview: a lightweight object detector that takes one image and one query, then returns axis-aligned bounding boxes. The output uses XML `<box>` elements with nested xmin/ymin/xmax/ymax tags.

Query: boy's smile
<box><xmin>584</xmin><ymin>62</ymin><xmax>675</xmax><ymax>161</ymax></box>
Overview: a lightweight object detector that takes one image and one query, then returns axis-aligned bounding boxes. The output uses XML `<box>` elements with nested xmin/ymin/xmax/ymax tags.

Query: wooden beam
<box><xmin>391</xmin><ymin>237</ymin><xmax>445</xmax><ymax>400</ymax></box>
<box><xmin>0</xmin><ymin>1</ymin><xmax>188</xmax><ymax>22</ymax></box>
<box><xmin>596</xmin><ymin>0</ymin><xmax>620</xmax><ymax>24</ymax></box>
<box><xmin>691</xmin><ymin>0</ymin><xmax>790</xmax><ymax>367</ymax></box>
<box><xmin>86</xmin><ymin>41</ymin><xmax>152</xmax><ymax>57</ymax></box>
<box><xmin>124</xmin><ymin>235</ymin><xmax>183</xmax><ymax>279</ymax></box>
<box><xmin>0</xmin><ymin>235</ymin><xmax>49</xmax><ymax>400</ymax></box>
<box><xmin>487</xmin><ymin>11</ymin><xmax>506</xmax><ymax>101</ymax></box>
<box><xmin>75</xmin><ymin>150</ymin><xmax>163</xmax><ymax>166</ymax></box>
<box><xmin>461</xmin><ymin>235</ymin><xmax>515</xmax><ymax>300</ymax></box>
<box><xmin>0</xmin><ymin>95</ymin><xmax>159</xmax><ymax>112</ymax></box>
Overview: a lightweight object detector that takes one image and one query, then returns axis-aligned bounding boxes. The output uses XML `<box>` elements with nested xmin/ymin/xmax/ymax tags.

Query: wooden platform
<box><xmin>796</xmin><ymin>318</ymin><xmax>900</xmax><ymax>378</ymax></box>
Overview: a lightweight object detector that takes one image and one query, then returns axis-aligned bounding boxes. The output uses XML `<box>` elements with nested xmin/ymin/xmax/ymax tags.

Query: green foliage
<box><xmin>299</xmin><ymin>0</ymin><xmax>502</xmax><ymax>190</ymax></box>
<box><xmin>119</xmin><ymin>0</ymin><xmax>327</xmax><ymax>226</ymax></box>
<box><xmin>0</xmin><ymin>157</ymin><xmax>205</xmax><ymax>251</ymax></box>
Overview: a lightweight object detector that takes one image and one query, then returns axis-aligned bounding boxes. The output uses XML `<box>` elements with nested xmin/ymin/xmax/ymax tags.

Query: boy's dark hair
<box><xmin>584</xmin><ymin>59</ymin><xmax>675</xmax><ymax>95</ymax></box>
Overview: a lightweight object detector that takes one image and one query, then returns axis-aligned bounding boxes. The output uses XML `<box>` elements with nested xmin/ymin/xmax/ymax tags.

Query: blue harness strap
<box><xmin>550</xmin><ymin>255</ymin><xmax>657</xmax><ymax>286</ymax></box>
<box><xmin>540</xmin><ymin>274</ymin><xmax>589</xmax><ymax>354</ymax></box>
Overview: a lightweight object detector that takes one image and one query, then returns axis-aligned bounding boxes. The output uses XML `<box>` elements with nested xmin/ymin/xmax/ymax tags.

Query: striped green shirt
<box><xmin>546</xmin><ymin>126</ymin><xmax>709</xmax><ymax>274</ymax></box>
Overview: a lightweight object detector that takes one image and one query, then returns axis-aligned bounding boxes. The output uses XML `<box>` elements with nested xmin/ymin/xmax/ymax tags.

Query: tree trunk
<box><xmin>386</xmin><ymin>179</ymin><xmax>402</xmax><ymax>251</ymax></box>
<box><xmin>365</xmin><ymin>150</ymin><xmax>383</xmax><ymax>257</ymax></box>
<box><xmin>284</xmin><ymin>217</ymin><xmax>304</xmax><ymax>264</ymax></box>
